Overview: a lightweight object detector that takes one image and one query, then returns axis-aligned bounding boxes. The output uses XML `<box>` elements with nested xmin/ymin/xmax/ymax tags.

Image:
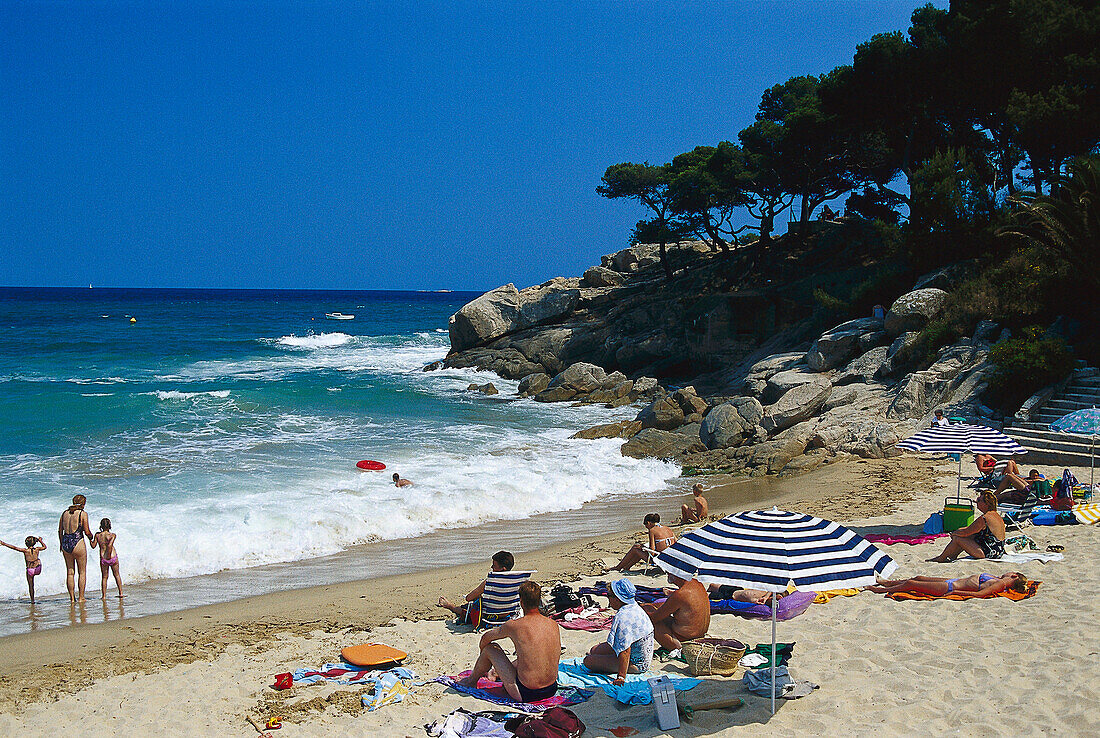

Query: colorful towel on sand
<box><xmin>557</xmin><ymin>614</ymin><xmax>614</xmax><ymax>632</ymax></box>
<box><xmin>709</xmin><ymin>590</ymin><xmax>816</xmax><ymax>620</ymax></box>
<box><xmin>292</xmin><ymin>662</ymin><xmax>387</xmax><ymax>686</ymax></box>
<box><xmin>813</xmin><ymin>588</ymin><xmax>861</xmax><ymax>604</ymax></box>
<box><xmin>863</xmin><ymin>532</ymin><xmax>948</xmax><ymax>545</ymax></box>
<box><xmin>435</xmin><ymin>672</ymin><xmax>593</xmax><ymax>712</ymax></box>
<box><xmin>361</xmin><ymin>668</ymin><xmax>422</xmax><ymax>711</ymax></box>
<box><xmin>1073</xmin><ymin>502</ymin><xmax>1100</xmax><ymax>525</ymax></box>
<box><xmin>579</xmin><ymin>582</ymin><xmax>667</xmax><ymax>604</ymax></box>
<box><xmin>886</xmin><ymin>580</ymin><xmax>1041</xmax><ymax>602</ymax></box>
<box><xmin>556</xmin><ymin>658</ymin><xmax>701</xmax><ymax>705</ymax></box>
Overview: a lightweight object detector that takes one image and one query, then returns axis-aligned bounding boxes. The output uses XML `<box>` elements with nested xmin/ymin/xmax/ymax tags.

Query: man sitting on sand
<box><xmin>681</xmin><ymin>484</ymin><xmax>709</xmax><ymax>524</ymax></box>
<box><xmin>438</xmin><ymin>550</ymin><xmax>514</xmax><ymax>623</ymax></box>
<box><xmin>584</xmin><ymin>579</ymin><xmax>654</xmax><ymax>685</ymax></box>
<box><xmin>393</xmin><ymin>472</ymin><xmax>413</xmax><ymax>488</ymax></box>
<box><xmin>457</xmin><ymin>581</ymin><xmax>560</xmax><ymax>703</ymax></box>
<box><xmin>642</xmin><ymin>574</ymin><xmax>709</xmax><ymax>653</ymax></box>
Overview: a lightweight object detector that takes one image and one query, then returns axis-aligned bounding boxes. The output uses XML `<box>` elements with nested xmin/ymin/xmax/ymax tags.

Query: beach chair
<box><xmin>972</xmin><ymin>459</ymin><xmax>1011</xmax><ymax>488</ymax></box>
<box><xmin>478</xmin><ymin>570</ymin><xmax>536</xmax><ymax>626</ymax></box>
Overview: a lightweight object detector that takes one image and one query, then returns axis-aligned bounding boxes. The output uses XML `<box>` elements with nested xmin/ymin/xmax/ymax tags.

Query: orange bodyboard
<box><xmin>340</xmin><ymin>642</ymin><xmax>408</xmax><ymax>668</ymax></box>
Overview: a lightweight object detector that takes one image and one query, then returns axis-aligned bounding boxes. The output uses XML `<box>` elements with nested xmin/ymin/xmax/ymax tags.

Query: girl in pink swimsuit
<box><xmin>1</xmin><ymin>535</ymin><xmax>47</xmax><ymax>604</ymax></box>
<box><xmin>92</xmin><ymin>518</ymin><xmax>124</xmax><ymax>599</ymax></box>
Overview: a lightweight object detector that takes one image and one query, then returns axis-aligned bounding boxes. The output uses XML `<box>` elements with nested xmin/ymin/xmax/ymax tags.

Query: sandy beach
<box><xmin>0</xmin><ymin>456</ymin><xmax>1096</xmax><ymax>737</ymax></box>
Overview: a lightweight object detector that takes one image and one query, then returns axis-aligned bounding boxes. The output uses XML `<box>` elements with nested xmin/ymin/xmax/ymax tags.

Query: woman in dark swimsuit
<box><xmin>58</xmin><ymin>494</ymin><xmax>92</xmax><ymax>603</ymax></box>
<box><xmin>930</xmin><ymin>490</ymin><xmax>1006</xmax><ymax>562</ymax></box>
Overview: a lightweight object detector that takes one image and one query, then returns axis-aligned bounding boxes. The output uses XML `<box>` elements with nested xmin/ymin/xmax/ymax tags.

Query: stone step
<box><xmin>1006</xmin><ymin>426</ymin><xmax>1095</xmax><ymax>445</ymax></box>
<box><xmin>1008</xmin><ymin>446</ymin><xmax>1096</xmax><ymax>467</ymax></box>
<box><xmin>1006</xmin><ymin>431</ymin><xmax>1095</xmax><ymax>454</ymax></box>
<box><xmin>1060</xmin><ymin>392</ymin><xmax>1100</xmax><ymax>404</ymax></box>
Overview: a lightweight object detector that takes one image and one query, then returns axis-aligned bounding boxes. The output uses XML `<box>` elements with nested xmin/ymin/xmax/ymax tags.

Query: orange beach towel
<box><xmin>887</xmin><ymin>580</ymin><xmax>1041</xmax><ymax>602</ymax></box>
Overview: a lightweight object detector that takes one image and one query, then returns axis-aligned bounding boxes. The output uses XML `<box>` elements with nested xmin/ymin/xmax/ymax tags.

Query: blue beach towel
<box><xmin>556</xmin><ymin>657</ymin><xmax>701</xmax><ymax>705</ymax></box>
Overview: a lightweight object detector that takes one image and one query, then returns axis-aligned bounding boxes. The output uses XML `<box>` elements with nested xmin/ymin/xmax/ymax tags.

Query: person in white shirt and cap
<box><xmin>582</xmin><ymin>578</ymin><xmax>655</xmax><ymax>684</ymax></box>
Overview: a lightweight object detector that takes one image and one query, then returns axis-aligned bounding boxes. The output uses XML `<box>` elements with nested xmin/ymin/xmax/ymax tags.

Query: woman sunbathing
<box><xmin>610</xmin><ymin>513</ymin><xmax>675</xmax><ymax>572</ymax></box>
<box><xmin>930</xmin><ymin>490</ymin><xmax>1006</xmax><ymax>562</ymax></box>
<box><xmin>867</xmin><ymin>572</ymin><xmax>1026</xmax><ymax>596</ymax></box>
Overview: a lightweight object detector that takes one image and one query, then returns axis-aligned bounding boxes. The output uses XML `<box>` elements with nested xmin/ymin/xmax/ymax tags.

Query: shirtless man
<box><xmin>642</xmin><ymin>574</ymin><xmax>710</xmax><ymax>651</ymax></box>
<box><xmin>457</xmin><ymin>581</ymin><xmax>560</xmax><ymax>702</ymax></box>
<box><xmin>392</xmin><ymin>472</ymin><xmax>413</xmax><ymax>488</ymax></box>
<box><xmin>681</xmin><ymin>484</ymin><xmax>709</xmax><ymax>523</ymax></box>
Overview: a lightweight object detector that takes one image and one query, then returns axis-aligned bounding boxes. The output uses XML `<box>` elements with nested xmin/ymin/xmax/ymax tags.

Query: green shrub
<box><xmin>986</xmin><ymin>328</ymin><xmax>1075</xmax><ymax>411</ymax></box>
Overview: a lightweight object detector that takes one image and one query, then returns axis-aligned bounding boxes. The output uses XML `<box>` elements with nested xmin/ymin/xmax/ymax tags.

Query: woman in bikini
<box><xmin>91</xmin><ymin>517</ymin><xmax>123</xmax><ymax>599</ymax></box>
<box><xmin>930</xmin><ymin>490</ymin><xmax>1006</xmax><ymax>562</ymax></box>
<box><xmin>867</xmin><ymin>571</ymin><xmax>1027</xmax><ymax>596</ymax></box>
<box><xmin>610</xmin><ymin>513</ymin><xmax>676</xmax><ymax>572</ymax></box>
<box><xmin>0</xmin><ymin>535</ymin><xmax>47</xmax><ymax>603</ymax></box>
<box><xmin>58</xmin><ymin>494</ymin><xmax>93</xmax><ymax>603</ymax></box>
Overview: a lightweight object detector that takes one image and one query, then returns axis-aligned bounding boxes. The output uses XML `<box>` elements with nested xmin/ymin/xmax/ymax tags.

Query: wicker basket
<box><xmin>681</xmin><ymin>638</ymin><xmax>747</xmax><ymax>676</ymax></box>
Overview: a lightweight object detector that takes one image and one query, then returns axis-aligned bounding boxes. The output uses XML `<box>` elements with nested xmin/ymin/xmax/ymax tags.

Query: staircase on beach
<box><xmin>1005</xmin><ymin>367</ymin><xmax>1099</xmax><ymax>467</ymax></box>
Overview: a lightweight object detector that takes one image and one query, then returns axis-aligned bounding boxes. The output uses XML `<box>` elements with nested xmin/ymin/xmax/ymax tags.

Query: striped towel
<box><xmin>1073</xmin><ymin>503</ymin><xmax>1100</xmax><ymax>525</ymax></box>
<box><xmin>481</xmin><ymin>570</ymin><xmax>536</xmax><ymax>620</ymax></box>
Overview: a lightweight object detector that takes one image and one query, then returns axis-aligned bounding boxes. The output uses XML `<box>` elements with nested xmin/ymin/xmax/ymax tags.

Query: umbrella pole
<box><xmin>770</xmin><ymin>594</ymin><xmax>778</xmax><ymax>715</ymax></box>
<box><xmin>957</xmin><ymin>454</ymin><xmax>963</xmax><ymax>497</ymax></box>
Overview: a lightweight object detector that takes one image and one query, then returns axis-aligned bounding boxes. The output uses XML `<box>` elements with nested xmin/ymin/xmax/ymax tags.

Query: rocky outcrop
<box><xmin>835</xmin><ymin>346</ymin><xmax>889</xmax><ymax>386</ymax></box>
<box><xmin>601</xmin><ymin>244</ymin><xmax>661</xmax><ymax>273</ymax></box>
<box><xmin>546</xmin><ymin>362</ymin><xmax>607</xmax><ymax>394</ymax></box>
<box><xmin>805</xmin><ymin>318</ymin><xmax>885</xmax><ymax>372</ymax></box>
<box><xmin>700</xmin><ymin>397</ymin><xmax>764</xmax><ymax>449</ymax></box>
<box><xmin>582</xmin><ymin>266</ymin><xmax>626</xmax><ymax>288</ymax></box>
<box><xmin>741</xmin><ymin>352</ymin><xmax>805</xmax><ymax>398</ymax></box>
<box><xmin>764</xmin><ymin>367</ymin><xmax>825</xmax><ymax>403</ymax></box>
<box><xmin>760</xmin><ymin>379</ymin><xmax>832</xmax><ymax>435</ymax></box>
<box><xmin>448</xmin><ymin>279</ymin><xmax>582</xmax><ymax>353</ymax></box>
<box><xmin>636</xmin><ymin>395</ymin><xmax>685</xmax><ymax>430</ymax></box>
<box><xmin>887</xmin><ymin>342</ymin><xmax>990</xmax><ymax>420</ymax></box>
<box><xmin>517</xmin><ymin>372</ymin><xmax>551</xmax><ymax>397</ymax></box>
<box><xmin>884</xmin><ymin>288</ymin><xmax>948</xmax><ymax>337</ymax></box>
<box><xmin>571</xmin><ymin>420</ymin><xmax>642</xmax><ymax>440</ymax></box>
<box><xmin>621</xmin><ymin>428</ymin><xmax>705</xmax><ymax>460</ymax></box>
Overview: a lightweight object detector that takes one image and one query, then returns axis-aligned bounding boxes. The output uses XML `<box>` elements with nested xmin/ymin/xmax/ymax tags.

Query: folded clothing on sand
<box><xmin>886</xmin><ymin>580</ymin><xmax>1041</xmax><ymax>602</ymax></box>
<box><xmin>292</xmin><ymin>662</ymin><xmax>388</xmax><ymax>686</ymax></box>
<box><xmin>813</xmin><ymin>588</ymin><xmax>861</xmax><ymax>604</ymax></box>
<box><xmin>435</xmin><ymin>672</ymin><xmax>593</xmax><ymax>712</ymax></box>
<box><xmin>555</xmin><ymin>658</ymin><xmax>701</xmax><ymax>705</ymax></box>
<box><xmin>578</xmin><ymin>582</ymin><xmax>666</xmax><ymax>604</ymax></box>
<box><xmin>709</xmin><ymin>590</ymin><xmax>816</xmax><ymax>620</ymax></box>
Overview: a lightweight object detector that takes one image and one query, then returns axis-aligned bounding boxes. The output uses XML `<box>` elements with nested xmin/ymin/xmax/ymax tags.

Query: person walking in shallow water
<box><xmin>91</xmin><ymin>517</ymin><xmax>123</xmax><ymax>599</ymax></box>
<box><xmin>393</xmin><ymin>472</ymin><xmax>413</xmax><ymax>488</ymax></box>
<box><xmin>58</xmin><ymin>494</ymin><xmax>93</xmax><ymax>603</ymax></box>
<box><xmin>1</xmin><ymin>535</ymin><xmax>47</xmax><ymax>603</ymax></box>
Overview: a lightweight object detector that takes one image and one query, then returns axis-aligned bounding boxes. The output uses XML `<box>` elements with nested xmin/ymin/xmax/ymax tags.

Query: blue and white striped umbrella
<box><xmin>656</xmin><ymin>509</ymin><xmax>896</xmax><ymax>713</ymax></box>
<box><xmin>1050</xmin><ymin>408</ymin><xmax>1100</xmax><ymax>490</ymax></box>
<box><xmin>656</xmin><ymin>509</ymin><xmax>897</xmax><ymax>592</ymax></box>
<box><xmin>896</xmin><ymin>422</ymin><xmax>1027</xmax><ymax>456</ymax></box>
<box><xmin>897</xmin><ymin>423</ymin><xmax>1027</xmax><ymax>495</ymax></box>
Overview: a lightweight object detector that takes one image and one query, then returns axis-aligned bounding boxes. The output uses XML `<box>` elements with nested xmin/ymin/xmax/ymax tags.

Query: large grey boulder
<box><xmin>517</xmin><ymin>372</ymin><xmax>551</xmax><ymax>397</ymax></box>
<box><xmin>547</xmin><ymin>362</ymin><xmax>608</xmax><ymax>395</ymax></box>
<box><xmin>621</xmin><ymin>427</ymin><xmax>705</xmax><ymax>460</ymax></box>
<box><xmin>533</xmin><ymin>386</ymin><xmax>577</xmax><ymax>403</ymax></box>
<box><xmin>764</xmin><ymin>368</ymin><xmax>826</xmax><ymax>404</ymax></box>
<box><xmin>741</xmin><ymin>352</ymin><xmax>805</xmax><ymax>398</ymax></box>
<box><xmin>835</xmin><ymin>346</ymin><xmax>889</xmax><ymax>386</ymax></box>
<box><xmin>700</xmin><ymin>397</ymin><xmax>764</xmax><ymax>449</ymax></box>
<box><xmin>601</xmin><ymin>244</ymin><xmax>659</xmax><ymax>273</ymax></box>
<box><xmin>884</xmin><ymin>288</ymin><xmax>948</xmax><ymax>337</ymax></box>
<box><xmin>886</xmin><ymin>343</ymin><xmax>989</xmax><ymax>420</ymax></box>
<box><xmin>636</xmin><ymin>395</ymin><xmax>685</xmax><ymax>430</ymax></box>
<box><xmin>571</xmin><ymin>420</ymin><xmax>642</xmax><ymax>440</ymax></box>
<box><xmin>760</xmin><ymin>380</ymin><xmax>832</xmax><ymax>435</ymax></box>
<box><xmin>448</xmin><ymin>279</ymin><xmax>581</xmax><ymax>353</ymax></box>
<box><xmin>631</xmin><ymin>376</ymin><xmax>661</xmax><ymax>398</ymax></box>
<box><xmin>582</xmin><ymin>266</ymin><xmax>626</xmax><ymax>288</ymax></box>
<box><xmin>878</xmin><ymin>331</ymin><xmax>920</xmax><ymax>378</ymax></box>
<box><xmin>671</xmin><ymin>386</ymin><xmax>708</xmax><ymax>417</ymax></box>
<box><xmin>806</xmin><ymin>318</ymin><xmax>885</xmax><ymax>372</ymax></box>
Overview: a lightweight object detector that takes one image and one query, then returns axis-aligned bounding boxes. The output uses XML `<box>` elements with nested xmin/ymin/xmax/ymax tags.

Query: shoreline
<box><xmin>0</xmin><ymin>454</ymin><xmax>943</xmax><ymax>710</ymax></box>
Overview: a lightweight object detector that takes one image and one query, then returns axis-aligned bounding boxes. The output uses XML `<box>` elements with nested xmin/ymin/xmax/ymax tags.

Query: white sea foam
<box><xmin>147</xmin><ymin>389</ymin><xmax>232</xmax><ymax>401</ymax></box>
<box><xmin>274</xmin><ymin>332</ymin><xmax>353</xmax><ymax>349</ymax></box>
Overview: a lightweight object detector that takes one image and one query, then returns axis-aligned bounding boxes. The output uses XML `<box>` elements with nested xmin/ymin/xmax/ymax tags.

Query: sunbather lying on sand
<box><xmin>707</xmin><ymin>583</ymin><xmax>786</xmax><ymax>605</ymax></box>
<box><xmin>867</xmin><ymin>572</ymin><xmax>1026</xmax><ymax>596</ymax></box>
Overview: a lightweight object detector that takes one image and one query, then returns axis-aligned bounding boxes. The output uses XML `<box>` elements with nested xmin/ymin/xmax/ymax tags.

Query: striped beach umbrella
<box><xmin>656</xmin><ymin>509</ymin><xmax>896</xmax><ymax>713</ymax></box>
<box><xmin>1050</xmin><ymin>408</ymin><xmax>1100</xmax><ymax>490</ymax></box>
<box><xmin>896</xmin><ymin>423</ymin><xmax>1027</xmax><ymax>495</ymax></box>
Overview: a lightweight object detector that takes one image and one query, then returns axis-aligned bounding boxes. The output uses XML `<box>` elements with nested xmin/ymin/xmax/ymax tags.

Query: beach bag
<box><xmin>922</xmin><ymin>512</ymin><xmax>944</xmax><ymax>534</ymax></box>
<box><xmin>549</xmin><ymin>584</ymin><xmax>583</xmax><ymax>615</ymax></box>
<box><xmin>1051</xmin><ymin>472</ymin><xmax>1075</xmax><ymax>510</ymax></box>
<box><xmin>681</xmin><ymin>638</ymin><xmax>747</xmax><ymax>676</ymax></box>
<box><xmin>509</xmin><ymin>707</ymin><xmax>585</xmax><ymax>738</ymax></box>
<box><xmin>743</xmin><ymin>666</ymin><xmax>792</xmax><ymax>697</ymax></box>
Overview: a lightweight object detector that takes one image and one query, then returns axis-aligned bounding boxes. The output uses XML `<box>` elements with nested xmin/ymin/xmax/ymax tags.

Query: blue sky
<box><xmin>1</xmin><ymin>1</ymin><xmax>942</xmax><ymax>291</ymax></box>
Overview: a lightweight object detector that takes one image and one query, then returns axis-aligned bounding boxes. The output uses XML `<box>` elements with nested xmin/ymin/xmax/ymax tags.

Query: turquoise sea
<box><xmin>0</xmin><ymin>287</ymin><xmax>678</xmax><ymax>633</ymax></box>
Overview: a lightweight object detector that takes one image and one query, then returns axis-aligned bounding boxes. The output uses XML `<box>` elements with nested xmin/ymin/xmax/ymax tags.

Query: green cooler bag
<box><xmin>943</xmin><ymin>496</ymin><xmax>975</xmax><ymax>532</ymax></box>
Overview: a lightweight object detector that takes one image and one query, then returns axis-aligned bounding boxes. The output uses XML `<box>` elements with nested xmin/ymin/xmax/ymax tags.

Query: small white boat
<box><xmin>325</xmin><ymin>312</ymin><xmax>355</xmax><ymax>320</ymax></box>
